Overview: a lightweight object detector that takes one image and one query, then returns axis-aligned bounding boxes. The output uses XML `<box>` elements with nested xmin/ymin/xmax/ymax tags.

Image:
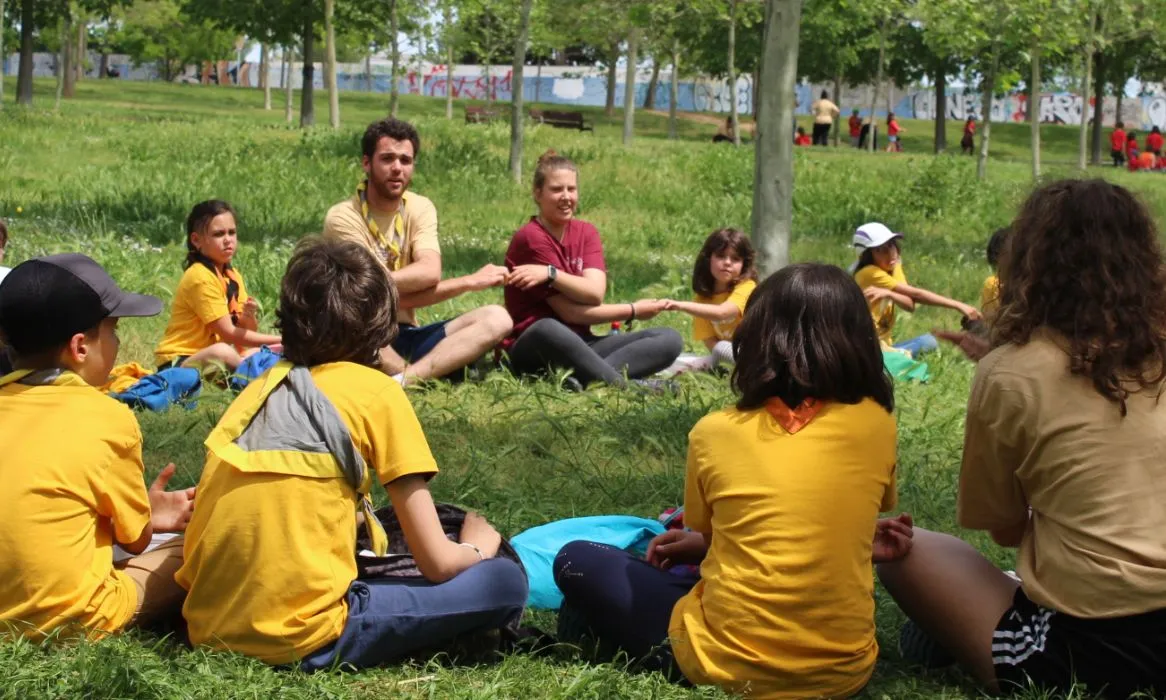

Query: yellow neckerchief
<box><xmin>765</xmin><ymin>397</ymin><xmax>824</xmax><ymax>435</ymax></box>
<box><xmin>356</xmin><ymin>180</ymin><xmax>408</xmax><ymax>271</ymax></box>
<box><xmin>0</xmin><ymin>368</ymin><xmax>92</xmax><ymax>389</ymax></box>
<box><xmin>204</xmin><ymin>360</ymin><xmax>388</xmax><ymax>555</ymax></box>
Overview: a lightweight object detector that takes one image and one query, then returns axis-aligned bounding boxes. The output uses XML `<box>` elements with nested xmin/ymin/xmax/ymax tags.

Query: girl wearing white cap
<box><xmin>852</xmin><ymin>222</ymin><xmax>980</xmax><ymax>357</ymax></box>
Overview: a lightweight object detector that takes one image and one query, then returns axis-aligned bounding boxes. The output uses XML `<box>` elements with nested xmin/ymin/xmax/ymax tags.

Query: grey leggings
<box><xmin>507</xmin><ymin>318</ymin><xmax>683</xmax><ymax>386</ymax></box>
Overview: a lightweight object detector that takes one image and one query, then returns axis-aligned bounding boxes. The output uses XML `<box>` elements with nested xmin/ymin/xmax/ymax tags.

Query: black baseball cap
<box><xmin>0</xmin><ymin>253</ymin><xmax>162</xmax><ymax>355</ymax></box>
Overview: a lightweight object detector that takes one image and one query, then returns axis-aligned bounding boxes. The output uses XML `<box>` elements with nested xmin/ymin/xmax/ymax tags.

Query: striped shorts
<box><xmin>993</xmin><ymin>587</ymin><xmax>1166</xmax><ymax>699</ymax></box>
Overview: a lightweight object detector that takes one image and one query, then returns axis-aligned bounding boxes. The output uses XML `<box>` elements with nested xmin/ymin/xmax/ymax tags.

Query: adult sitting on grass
<box><xmin>177</xmin><ymin>237</ymin><xmax>528</xmax><ymax>670</ymax></box>
<box><xmin>0</xmin><ymin>254</ymin><xmax>195</xmax><ymax>640</ymax></box>
<box><xmin>852</xmin><ymin>222</ymin><xmax>980</xmax><ymax>358</ymax></box>
<box><xmin>324</xmin><ymin>118</ymin><xmax>512</xmax><ymax>386</ymax></box>
<box><xmin>502</xmin><ymin>150</ymin><xmax>682</xmax><ymax>389</ymax></box>
<box><xmin>154</xmin><ymin>200</ymin><xmax>281</xmax><ymax>371</ymax></box>
<box><xmin>554</xmin><ymin>264</ymin><xmax>910</xmax><ymax>697</ymax></box>
<box><xmin>880</xmin><ymin>179</ymin><xmax>1166</xmax><ymax>699</ymax></box>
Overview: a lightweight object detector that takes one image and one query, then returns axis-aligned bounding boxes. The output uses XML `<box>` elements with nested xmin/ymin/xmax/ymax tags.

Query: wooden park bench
<box><xmin>530</xmin><ymin>108</ymin><xmax>594</xmax><ymax>132</ymax></box>
<box><xmin>465</xmin><ymin>106</ymin><xmax>504</xmax><ymax>124</ymax></box>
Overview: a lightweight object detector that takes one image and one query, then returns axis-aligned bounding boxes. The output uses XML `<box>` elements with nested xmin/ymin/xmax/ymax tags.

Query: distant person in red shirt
<box><xmin>502</xmin><ymin>151</ymin><xmax>682</xmax><ymax>390</ymax></box>
<box><xmin>961</xmin><ymin>117</ymin><xmax>976</xmax><ymax>155</ymax></box>
<box><xmin>886</xmin><ymin>113</ymin><xmax>903</xmax><ymax>153</ymax></box>
<box><xmin>1147</xmin><ymin>126</ymin><xmax>1163</xmax><ymax>157</ymax></box>
<box><xmin>1111</xmin><ymin>122</ymin><xmax>1127</xmax><ymax>167</ymax></box>
<box><xmin>795</xmin><ymin>127</ymin><xmax>812</xmax><ymax>146</ymax></box>
<box><xmin>1127</xmin><ymin>131</ymin><xmax>1139</xmax><ymax>164</ymax></box>
<box><xmin>849</xmin><ymin>110</ymin><xmax>863</xmax><ymax>148</ymax></box>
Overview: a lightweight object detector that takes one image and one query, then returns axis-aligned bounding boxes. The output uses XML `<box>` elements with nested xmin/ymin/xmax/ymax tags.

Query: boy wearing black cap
<box><xmin>0</xmin><ymin>253</ymin><xmax>195</xmax><ymax>639</ymax></box>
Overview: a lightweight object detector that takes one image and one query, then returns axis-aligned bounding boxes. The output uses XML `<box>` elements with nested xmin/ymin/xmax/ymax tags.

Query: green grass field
<box><xmin>3</xmin><ymin>77</ymin><xmax>1166</xmax><ymax>699</ymax></box>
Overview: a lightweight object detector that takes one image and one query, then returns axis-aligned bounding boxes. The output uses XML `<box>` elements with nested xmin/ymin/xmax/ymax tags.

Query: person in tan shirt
<box><xmin>810</xmin><ymin>90</ymin><xmax>840</xmax><ymax>146</ymax></box>
<box><xmin>323</xmin><ymin>119</ymin><xmax>512</xmax><ymax>385</ymax></box>
<box><xmin>878</xmin><ymin>179</ymin><xmax>1166</xmax><ymax>700</ymax></box>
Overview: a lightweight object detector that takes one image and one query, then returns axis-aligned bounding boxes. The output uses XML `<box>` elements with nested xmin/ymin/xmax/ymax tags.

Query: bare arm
<box><xmin>547</xmin><ymin>296</ymin><xmax>665</xmax><ymax>327</ymax></box>
<box><xmin>207</xmin><ymin>316</ymin><xmax>281</xmax><ymax>348</ymax></box>
<box><xmin>387</xmin><ymin>474</ymin><xmax>500</xmax><ymax>583</ymax></box>
<box><xmin>390</xmin><ymin>249</ymin><xmax>442</xmax><ymax>295</ymax></box>
<box><xmin>665</xmin><ymin>299</ymin><xmax>741</xmax><ymax>323</ymax></box>
<box><xmin>894</xmin><ymin>282</ymin><xmax>980</xmax><ymax>319</ymax></box>
<box><xmin>398</xmin><ymin>264</ymin><xmax>507</xmax><ymax>310</ymax></box>
<box><xmin>508</xmin><ymin>265</ymin><xmax>606</xmax><ymax>306</ymax></box>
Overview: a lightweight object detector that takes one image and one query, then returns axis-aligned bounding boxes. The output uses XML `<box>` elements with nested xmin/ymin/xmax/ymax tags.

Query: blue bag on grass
<box><xmin>110</xmin><ymin>367</ymin><xmax>201</xmax><ymax>412</ymax></box>
<box><xmin>510</xmin><ymin>515</ymin><xmax>666</xmax><ymax>610</ymax></box>
<box><xmin>229</xmin><ymin>346</ymin><xmax>282</xmax><ymax>391</ymax></box>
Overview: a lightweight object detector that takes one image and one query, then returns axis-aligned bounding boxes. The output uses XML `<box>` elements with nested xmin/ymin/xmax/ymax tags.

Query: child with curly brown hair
<box><xmin>880</xmin><ymin>179</ymin><xmax>1166</xmax><ymax>699</ymax></box>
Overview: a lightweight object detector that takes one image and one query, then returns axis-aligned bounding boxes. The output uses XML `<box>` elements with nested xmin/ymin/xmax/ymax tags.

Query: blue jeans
<box><xmin>300</xmin><ymin>558</ymin><xmax>528</xmax><ymax>672</ymax></box>
<box><xmin>392</xmin><ymin>321</ymin><xmax>450</xmax><ymax>362</ymax></box>
<box><xmin>893</xmin><ymin>333</ymin><xmax>938</xmax><ymax>359</ymax></box>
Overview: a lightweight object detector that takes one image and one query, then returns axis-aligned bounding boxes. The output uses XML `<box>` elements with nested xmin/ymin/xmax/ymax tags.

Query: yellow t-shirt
<box><xmin>669</xmin><ymin>400</ymin><xmax>897</xmax><ymax>699</ymax></box>
<box><xmin>176</xmin><ymin>362</ymin><xmax>439</xmax><ymax>665</ymax></box>
<box><xmin>959</xmin><ymin>330</ymin><xmax>1166</xmax><ymax>618</ymax></box>
<box><xmin>0</xmin><ymin>372</ymin><xmax>152</xmax><ymax>639</ymax></box>
<box><xmin>154</xmin><ymin>263</ymin><xmax>250</xmax><ymax>367</ymax></box>
<box><xmin>693</xmin><ymin>279</ymin><xmax>757</xmax><ymax>343</ymax></box>
<box><xmin>854</xmin><ymin>263</ymin><xmax>907</xmax><ymax>346</ymax></box>
<box><xmin>980</xmin><ymin>274</ymin><xmax>1000</xmax><ymax>317</ymax></box>
<box><xmin>322</xmin><ymin>192</ymin><xmax>441</xmax><ymax>327</ymax></box>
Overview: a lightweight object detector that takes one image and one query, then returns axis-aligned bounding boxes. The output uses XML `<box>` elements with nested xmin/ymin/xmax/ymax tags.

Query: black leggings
<box><xmin>812</xmin><ymin>122</ymin><xmax>831</xmax><ymax>145</ymax></box>
<box><xmin>506</xmin><ymin>318</ymin><xmax>683</xmax><ymax>386</ymax></box>
<box><xmin>554</xmin><ymin>541</ymin><xmax>697</xmax><ymax>679</ymax></box>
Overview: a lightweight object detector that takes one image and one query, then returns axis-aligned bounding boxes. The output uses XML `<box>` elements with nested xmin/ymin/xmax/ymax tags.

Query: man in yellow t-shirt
<box><xmin>177</xmin><ymin>238</ymin><xmax>527</xmax><ymax>668</ymax></box>
<box><xmin>0</xmin><ymin>254</ymin><xmax>195</xmax><ymax>640</ymax></box>
<box><xmin>323</xmin><ymin>119</ymin><xmax>512</xmax><ymax>386</ymax></box>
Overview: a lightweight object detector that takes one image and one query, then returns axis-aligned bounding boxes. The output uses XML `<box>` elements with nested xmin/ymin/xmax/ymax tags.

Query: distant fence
<box><xmin>5</xmin><ymin>52</ymin><xmax>1164</xmax><ymax>130</ymax></box>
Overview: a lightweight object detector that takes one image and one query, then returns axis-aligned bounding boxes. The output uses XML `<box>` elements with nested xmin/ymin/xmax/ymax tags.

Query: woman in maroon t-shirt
<box><xmin>502</xmin><ymin>151</ymin><xmax>683</xmax><ymax>388</ymax></box>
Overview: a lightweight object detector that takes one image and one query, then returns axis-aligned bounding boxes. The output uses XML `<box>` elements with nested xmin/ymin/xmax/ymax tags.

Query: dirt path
<box><xmin>643</xmin><ymin>109</ymin><xmax>757</xmax><ymax>134</ymax></box>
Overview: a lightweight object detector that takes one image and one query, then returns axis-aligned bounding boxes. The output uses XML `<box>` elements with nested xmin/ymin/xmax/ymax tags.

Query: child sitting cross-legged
<box><xmin>176</xmin><ymin>237</ymin><xmax>528</xmax><ymax>669</ymax></box>
<box><xmin>0</xmin><ymin>254</ymin><xmax>195</xmax><ymax>640</ymax></box>
<box><xmin>553</xmin><ymin>263</ymin><xmax>912</xmax><ymax>698</ymax></box>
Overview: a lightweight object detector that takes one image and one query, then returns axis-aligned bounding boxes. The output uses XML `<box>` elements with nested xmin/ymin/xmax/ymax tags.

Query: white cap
<box><xmin>852</xmin><ymin>222</ymin><xmax>904</xmax><ymax>249</ymax></box>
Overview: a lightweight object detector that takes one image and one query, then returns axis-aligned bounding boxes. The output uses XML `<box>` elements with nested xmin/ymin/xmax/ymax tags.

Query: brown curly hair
<box><xmin>692</xmin><ymin>228</ymin><xmax>758</xmax><ymax>297</ymax></box>
<box><xmin>277</xmin><ymin>237</ymin><xmax>398</xmax><ymax>369</ymax></box>
<box><xmin>993</xmin><ymin>179</ymin><xmax>1166</xmax><ymax>415</ymax></box>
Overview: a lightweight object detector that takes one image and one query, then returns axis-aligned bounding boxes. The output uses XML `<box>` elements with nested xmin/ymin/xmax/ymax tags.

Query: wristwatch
<box><xmin>546</xmin><ymin>265</ymin><xmax>558</xmax><ymax>284</ymax></box>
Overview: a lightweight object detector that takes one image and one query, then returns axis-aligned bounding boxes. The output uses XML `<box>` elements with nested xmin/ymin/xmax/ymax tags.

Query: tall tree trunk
<box><xmin>284</xmin><ymin>44</ymin><xmax>294</xmax><ymax>123</ymax></box>
<box><xmin>324</xmin><ymin>0</ymin><xmax>339</xmax><ymax>128</ymax></box>
<box><xmin>16</xmin><ymin>0</ymin><xmax>34</xmax><ymax>105</ymax></box>
<box><xmin>262</xmin><ymin>44</ymin><xmax>272</xmax><ymax>109</ymax></box>
<box><xmin>728</xmin><ymin>0</ymin><xmax>739</xmax><ymax>146</ymax></box>
<box><xmin>0</xmin><ymin>0</ymin><xmax>6</xmax><ymax>107</ymax></box>
<box><xmin>976</xmin><ymin>43</ymin><xmax>999</xmax><ymax>180</ymax></box>
<box><xmin>622</xmin><ymin>28</ymin><xmax>639</xmax><ymax>146</ymax></box>
<box><xmin>444</xmin><ymin>3</ymin><xmax>454</xmax><ymax>119</ymax></box>
<box><xmin>534</xmin><ymin>61</ymin><xmax>542</xmax><ymax>103</ymax></box>
<box><xmin>99</xmin><ymin>52</ymin><xmax>108</xmax><ymax>79</ymax></box>
<box><xmin>643</xmin><ymin>58</ymin><xmax>659</xmax><ymax>110</ymax></box>
<box><xmin>604</xmin><ymin>41</ymin><xmax>618</xmax><ymax>116</ymax></box>
<box><xmin>933</xmin><ymin>60</ymin><xmax>946</xmax><ymax>152</ymax></box>
<box><xmin>509</xmin><ymin>0</ymin><xmax>533</xmax><ymax>183</ymax></box>
<box><xmin>389</xmin><ymin>0</ymin><xmax>399</xmax><ymax>116</ymax></box>
<box><xmin>668</xmin><ymin>39</ymin><xmax>680</xmax><ymax>139</ymax></box>
<box><xmin>1077</xmin><ymin>26</ymin><xmax>1094</xmax><ymax>171</ymax></box>
<box><xmin>364</xmin><ymin>53</ymin><xmax>372</xmax><ymax>91</ymax></box>
<box><xmin>300</xmin><ymin>21</ymin><xmax>316</xmax><ymax>127</ymax></box>
<box><xmin>1030</xmin><ymin>44</ymin><xmax>1040</xmax><ymax>180</ymax></box>
<box><xmin>752</xmin><ymin>0</ymin><xmax>803</xmax><ymax>276</ymax></box>
<box><xmin>62</xmin><ymin>10</ymin><xmax>76</xmax><ymax>98</ymax></box>
<box><xmin>866</xmin><ymin>21</ymin><xmax>886</xmax><ymax>153</ymax></box>
<box><xmin>832</xmin><ymin>72</ymin><xmax>842</xmax><ymax>146</ymax></box>
<box><xmin>752</xmin><ymin>67</ymin><xmax>759</xmax><ymax>120</ymax></box>
<box><xmin>1090</xmin><ymin>47</ymin><xmax>1105</xmax><ymax>165</ymax></box>
<box><xmin>75</xmin><ymin>19</ymin><xmax>85</xmax><ymax>82</ymax></box>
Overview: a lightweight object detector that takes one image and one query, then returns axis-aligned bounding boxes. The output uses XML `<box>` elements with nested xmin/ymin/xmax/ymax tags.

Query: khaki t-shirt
<box><xmin>812</xmin><ymin>99</ymin><xmax>840</xmax><ymax>125</ymax></box>
<box><xmin>322</xmin><ymin>192</ymin><xmax>441</xmax><ymax>326</ymax></box>
<box><xmin>958</xmin><ymin>330</ymin><xmax>1166</xmax><ymax>618</ymax></box>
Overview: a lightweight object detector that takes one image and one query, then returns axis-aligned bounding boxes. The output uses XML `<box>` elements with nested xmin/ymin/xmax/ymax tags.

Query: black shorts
<box><xmin>993</xmin><ymin>587</ymin><xmax>1166</xmax><ymax>699</ymax></box>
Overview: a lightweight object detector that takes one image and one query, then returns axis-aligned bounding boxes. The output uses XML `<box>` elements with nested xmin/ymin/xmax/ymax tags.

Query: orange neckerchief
<box><xmin>765</xmin><ymin>397</ymin><xmax>824</xmax><ymax>434</ymax></box>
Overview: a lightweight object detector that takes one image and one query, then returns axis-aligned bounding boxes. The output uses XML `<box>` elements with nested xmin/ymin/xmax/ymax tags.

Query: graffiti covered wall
<box><xmin>6</xmin><ymin>53</ymin><xmax>1164</xmax><ymax>130</ymax></box>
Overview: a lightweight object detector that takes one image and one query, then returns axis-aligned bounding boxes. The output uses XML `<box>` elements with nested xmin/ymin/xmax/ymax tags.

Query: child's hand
<box><xmin>660</xmin><ymin>299</ymin><xmax>680</xmax><ymax>311</ymax></box>
<box><xmin>863</xmin><ymin>286</ymin><xmax>891</xmax><ymax>303</ymax></box>
<box><xmin>959</xmin><ymin>304</ymin><xmax>982</xmax><ymax>321</ymax></box>
<box><xmin>242</xmin><ymin>298</ymin><xmax>260</xmax><ymax>319</ymax></box>
<box><xmin>935</xmin><ymin>329</ymin><xmax>991</xmax><ymax>362</ymax></box>
<box><xmin>872</xmin><ymin>513</ymin><xmax>914</xmax><ymax>563</ymax></box>
<box><xmin>647</xmin><ymin>530</ymin><xmax>707</xmax><ymax>569</ymax></box>
<box><xmin>458</xmin><ymin>511</ymin><xmax>502</xmax><ymax>559</ymax></box>
<box><xmin>632</xmin><ymin>299</ymin><xmax>667</xmax><ymax>321</ymax></box>
<box><xmin>148</xmin><ymin>464</ymin><xmax>196</xmax><ymax>533</ymax></box>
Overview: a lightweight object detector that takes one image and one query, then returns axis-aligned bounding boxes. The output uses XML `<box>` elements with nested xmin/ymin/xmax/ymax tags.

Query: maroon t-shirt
<box><xmin>504</xmin><ymin>217</ymin><xmax>607</xmax><ymax>344</ymax></box>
